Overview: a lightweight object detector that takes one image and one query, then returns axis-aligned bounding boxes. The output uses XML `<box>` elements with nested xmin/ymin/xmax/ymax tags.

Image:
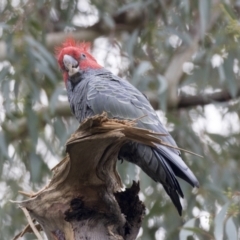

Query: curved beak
<box><xmin>63</xmin><ymin>54</ymin><xmax>79</xmax><ymax>76</ymax></box>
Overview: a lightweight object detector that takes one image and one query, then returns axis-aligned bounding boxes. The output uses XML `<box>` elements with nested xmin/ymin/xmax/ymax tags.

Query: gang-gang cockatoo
<box><xmin>56</xmin><ymin>39</ymin><xmax>199</xmax><ymax>215</ymax></box>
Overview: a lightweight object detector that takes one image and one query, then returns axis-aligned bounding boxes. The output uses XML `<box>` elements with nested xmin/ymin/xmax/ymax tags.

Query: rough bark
<box><xmin>14</xmin><ymin>114</ymin><xmax>170</xmax><ymax>240</ymax></box>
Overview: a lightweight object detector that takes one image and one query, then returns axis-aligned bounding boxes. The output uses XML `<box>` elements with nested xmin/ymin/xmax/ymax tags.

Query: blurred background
<box><xmin>0</xmin><ymin>0</ymin><xmax>240</xmax><ymax>239</ymax></box>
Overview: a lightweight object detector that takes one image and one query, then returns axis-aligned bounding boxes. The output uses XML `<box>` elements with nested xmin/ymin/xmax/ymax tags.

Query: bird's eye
<box><xmin>81</xmin><ymin>53</ymin><xmax>86</xmax><ymax>59</ymax></box>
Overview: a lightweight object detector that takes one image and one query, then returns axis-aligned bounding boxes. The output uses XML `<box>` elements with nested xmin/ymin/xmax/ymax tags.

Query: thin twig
<box><xmin>20</xmin><ymin>224</ymin><xmax>31</xmax><ymax>237</ymax></box>
<box><xmin>21</xmin><ymin>207</ymin><xmax>43</xmax><ymax>240</ymax></box>
<box><xmin>128</xmin><ymin>114</ymin><xmax>148</xmax><ymax>123</ymax></box>
<box><xmin>18</xmin><ymin>191</ymin><xmax>35</xmax><ymax>197</ymax></box>
<box><xmin>158</xmin><ymin>142</ymin><xmax>203</xmax><ymax>158</ymax></box>
<box><xmin>12</xmin><ymin>232</ymin><xmax>22</xmax><ymax>240</ymax></box>
<box><xmin>12</xmin><ymin>223</ymin><xmax>42</xmax><ymax>240</ymax></box>
<box><xmin>18</xmin><ymin>185</ymin><xmax>48</xmax><ymax>198</ymax></box>
<box><xmin>51</xmin><ymin>156</ymin><xmax>69</xmax><ymax>171</ymax></box>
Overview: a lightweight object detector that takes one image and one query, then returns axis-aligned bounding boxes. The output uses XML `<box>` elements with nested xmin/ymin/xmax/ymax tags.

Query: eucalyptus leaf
<box><xmin>223</xmin><ymin>55</ymin><xmax>238</xmax><ymax>97</ymax></box>
<box><xmin>226</xmin><ymin>217</ymin><xmax>238</xmax><ymax>240</ymax></box>
<box><xmin>199</xmin><ymin>0</ymin><xmax>210</xmax><ymax>38</ymax></box>
<box><xmin>132</xmin><ymin>61</ymin><xmax>152</xmax><ymax>86</ymax></box>
<box><xmin>179</xmin><ymin>218</ymin><xmax>196</xmax><ymax>240</ymax></box>
<box><xmin>157</xmin><ymin>74</ymin><xmax>168</xmax><ymax>95</ymax></box>
<box><xmin>49</xmin><ymin>86</ymin><xmax>66</xmax><ymax>113</ymax></box>
<box><xmin>30</xmin><ymin>152</ymin><xmax>42</xmax><ymax>182</ymax></box>
<box><xmin>214</xmin><ymin>202</ymin><xmax>229</xmax><ymax>240</ymax></box>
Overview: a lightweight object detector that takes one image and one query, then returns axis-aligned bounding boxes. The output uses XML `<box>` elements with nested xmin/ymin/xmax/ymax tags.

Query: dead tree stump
<box><xmin>14</xmin><ymin>114</ymin><xmax>168</xmax><ymax>240</ymax></box>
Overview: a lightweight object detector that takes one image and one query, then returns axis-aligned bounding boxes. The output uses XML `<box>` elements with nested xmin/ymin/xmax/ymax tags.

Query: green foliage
<box><xmin>0</xmin><ymin>0</ymin><xmax>240</xmax><ymax>239</ymax></box>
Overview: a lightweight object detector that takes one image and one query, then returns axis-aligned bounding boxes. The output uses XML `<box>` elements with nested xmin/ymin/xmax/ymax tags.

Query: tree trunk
<box><xmin>14</xmin><ymin>114</ymin><xmax>166</xmax><ymax>240</ymax></box>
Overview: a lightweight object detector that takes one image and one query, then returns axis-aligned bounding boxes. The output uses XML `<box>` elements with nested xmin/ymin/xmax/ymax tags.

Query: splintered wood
<box><xmin>14</xmin><ymin>113</ymin><xmax>183</xmax><ymax>240</ymax></box>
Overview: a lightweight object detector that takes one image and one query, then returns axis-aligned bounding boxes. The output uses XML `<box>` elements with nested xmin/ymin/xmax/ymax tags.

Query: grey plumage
<box><xmin>66</xmin><ymin>68</ymin><xmax>199</xmax><ymax>215</ymax></box>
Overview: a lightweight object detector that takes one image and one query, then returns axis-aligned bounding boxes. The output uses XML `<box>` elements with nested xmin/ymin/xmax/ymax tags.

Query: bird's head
<box><xmin>56</xmin><ymin>38</ymin><xmax>102</xmax><ymax>84</ymax></box>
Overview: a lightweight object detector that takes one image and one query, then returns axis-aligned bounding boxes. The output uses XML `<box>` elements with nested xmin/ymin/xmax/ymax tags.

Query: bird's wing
<box><xmin>86</xmin><ymin>74</ymin><xmax>178</xmax><ymax>148</ymax></box>
<box><xmin>86</xmin><ymin>73</ymin><xmax>198</xmax><ymax>182</ymax></box>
